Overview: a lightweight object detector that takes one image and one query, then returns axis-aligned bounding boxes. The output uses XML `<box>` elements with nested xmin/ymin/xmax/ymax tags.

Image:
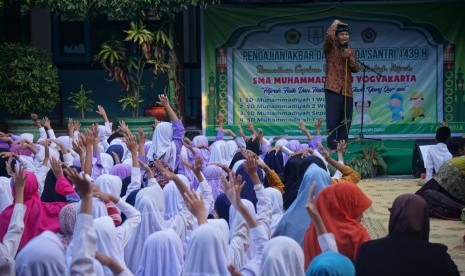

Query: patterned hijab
<box><xmin>59</xmin><ymin>202</ymin><xmax>78</xmax><ymax>250</ymax></box>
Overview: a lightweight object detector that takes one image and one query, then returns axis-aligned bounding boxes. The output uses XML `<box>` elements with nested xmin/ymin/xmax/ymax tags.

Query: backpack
<box><xmin>419</xmin><ymin>189</ymin><xmax>465</xmax><ymax>220</ymax></box>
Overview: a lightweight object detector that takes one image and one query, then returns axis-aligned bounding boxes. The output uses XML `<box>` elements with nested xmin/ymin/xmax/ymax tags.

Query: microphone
<box><xmin>341</xmin><ymin>42</ymin><xmax>349</xmax><ymax>49</ymax></box>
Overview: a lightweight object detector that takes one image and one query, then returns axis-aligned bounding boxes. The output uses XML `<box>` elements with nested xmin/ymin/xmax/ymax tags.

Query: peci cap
<box><xmin>336</xmin><ymin>24</ymin><xmax>350</xmax><ymax>35</ymax></box>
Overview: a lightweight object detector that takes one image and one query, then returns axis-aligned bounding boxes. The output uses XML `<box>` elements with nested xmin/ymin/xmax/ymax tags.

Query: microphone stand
<box><xmin>357</xmin><ymin>61</ymin><xmax>383</xmax><ymax>142</ymax></box>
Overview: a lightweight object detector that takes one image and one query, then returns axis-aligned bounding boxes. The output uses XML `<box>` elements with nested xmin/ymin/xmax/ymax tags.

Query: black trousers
<box><xmin>325</xmin><ymin>90</ymin><xmax>353</xmax><ymax>150</ymax></box>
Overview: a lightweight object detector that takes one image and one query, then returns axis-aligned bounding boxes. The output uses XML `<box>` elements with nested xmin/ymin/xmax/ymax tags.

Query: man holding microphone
<box><xmin>324</xmin><ymin>19</ymin><xmax>360</xmax><ymax>151</ymax></box>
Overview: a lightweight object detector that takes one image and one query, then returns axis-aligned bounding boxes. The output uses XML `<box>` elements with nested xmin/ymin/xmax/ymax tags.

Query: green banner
<box><xmin>202</xmin><ymin>3</ymin><xmax>465</xmax><ymax>137</ymax></box>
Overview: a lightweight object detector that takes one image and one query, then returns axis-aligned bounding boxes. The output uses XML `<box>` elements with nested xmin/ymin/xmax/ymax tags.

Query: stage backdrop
<box><xmin>201</xmin><ymin>3</ymin><xmax>465</xmax><ymax>138</ymax></box>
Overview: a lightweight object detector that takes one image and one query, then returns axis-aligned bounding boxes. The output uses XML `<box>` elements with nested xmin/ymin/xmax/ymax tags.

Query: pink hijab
<box><xmin>0</xmin><ymin>171</ymin><xmax>67</xmax><ymax>250</ymax></box>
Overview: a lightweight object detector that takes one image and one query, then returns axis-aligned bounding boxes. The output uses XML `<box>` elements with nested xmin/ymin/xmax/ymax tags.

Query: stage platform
<box><xmin>339</xmin><ymin>139</ymin><xmax>416</xmax><ymax>176</ymax></box>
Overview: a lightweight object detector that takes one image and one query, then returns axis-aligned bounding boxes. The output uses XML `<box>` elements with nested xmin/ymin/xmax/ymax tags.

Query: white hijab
<box><xmin>183</xmin><ymin>223</ymin><xmax>229</xmax><ymax>276</ymax></box>
<box><xmin>229</xmin><ymin>199</ymin><xmax>256</xmax><ymax>267</ymax></box>
<box><xmin>56</xmin><ymin>136</ymin><xmax>71</xmax><ymax>150</ymax></box>
<box><xmin>15</xmin><ymin>231</ymin><xmax>66</xmax><ymax>276</ymax></box>
<box><xmin>94</xmin><ymin>216</ymin><xmax>127</xmax><ymax>276</ymax></box>
<box><xmin>125</xmin><ymin>186</ymin><xmax>165</xmax><ymax>273</ymax></box>
<box><xmin>99</xmin><ymin>153</ymin><xmax>115</xmax><ymax>174</ymax></box>
<box><xmin>146</xmin><ymin>122</ymin><xmax>176</xmax><ymax>170</ymax></box>
<box><xmin>95</xmin><ymin>174</ymin><xmax>122</xmax><ymax>198</ymax></box>
<box><xmin>163</xmin><ymin>174</ymin><xmax>190</xmax><ymax>220</ymax></box>
<box><xmin>275</xmin><ymin>138</ymin><xmax>289</xmax><ymax>147</ymax></box>
<box><xmin>0</xmin><ymin>177</ymin><xmax>12</xmax><ymax>213</ymax></box>
<box><xmin>208</xmin><ymin>140</ymin><xmax>229</xmax><ymax>166</ymax></box>
<box><xmin>135</xmin><ymin>229</ymin><xmax>183</xmax><ymax>276</ymax></box>
<box><xmin>19</xmin><ymin>133</ymin><xmax>34</xmax><ymax>144</ymax></box>
<box><xmin>260</xmin><ymin>236</ymin><xmax>304</xmax><ymax>276</ymax></box>
<box><xmin>264</xmin><ymin>187</ymin><xmax>283</xmax><ymax>233</ymax></box>
<box><xmin>226</xmin><ymin>140</ymin><xmax>238</xmax><ymax>163</ymax></box>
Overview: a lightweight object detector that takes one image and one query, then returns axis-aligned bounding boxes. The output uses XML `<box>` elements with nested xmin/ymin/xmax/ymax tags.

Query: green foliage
<box><xmin>119</xmin><ymin>94</ymin><xmax>144</xmax><ymax>118</ymax></box>
<box><xmin>21</xmin><ymin>0</ymin><xmax>219</xmax><ymax>20</ymax></box>
<box><xmin>95</xmin><ymin>21</ymin><xmax>176</xmax><ymax>117</ymax></box>
<box><xmin>67</xmin><ymin>84</ymin><xmax>94</xmax><ymax>119</ymax></box>
<box><xmin>346</xmin><ymin>145</ymin><xmax>388</xmax><ymax>179</ymax></box>
<box><xmin>0</xmin><ymin>43</ymin><xmax>59</xmax><ymax>118</ymax></box>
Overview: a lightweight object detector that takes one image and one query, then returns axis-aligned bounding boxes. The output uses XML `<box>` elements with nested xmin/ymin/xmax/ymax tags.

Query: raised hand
<box><xmin>50</xmin><ymin>157</ymin><xmax>64</xmax><ymax>178</ymax></box>
<box><xmin>299</xmin><ymin>120</ymin><xmax>308</xmax><ymax>132</ymax></box>
<box><xmin>317</xmin><ymin>143</ymin><xmax>331</xmax><ymax>161</ymax></box>
<box><xmin>91</xmin><ymin>123</ymin><xmax>100</xmax><ymax>141</ymax></box>
<box><xmin>193</xmin><ymin>155</ymin><xmax>204</xmax><ymax>174</ymax></box>
<box><xmin>43</xmin><ymin>117</ymin><xmax>51</xmax><ymax>129</ymax></box>
<box><xmin>221</xmin><ymin>172</ymin><xmax>244</xmax><ymax>210</ymax></box>
<box><xmin>125</xmin><ymin>134</ymin><xmax>138</xmax><ymax>153</ymax></box>
<box><xmin>315</xmin><ymin>118</ymin><xmax>324</xmax><ymax>129</ymax></box>
<box><xmin>137</xmin><ymin>128</ymin><xmax>146</xmax><ymax>142</ymax></box>
<box><xmin>64</xmin><ymin>167</ymin><xmax>92</xmax><ymax>198</ymax></box>
<box><xmin>336</xmin><ymin>140</ymin><xmax>347</xmax><ymax>154</ymax></box>
<box><xmin>111</xmin><ymin>151</ymin><xmax>121</xmax><ymax>164</ymax></box>
<box><xmin>184</xmin><ymin>189</ymin><xmax>206</xmax><ymax>224</ymax></box>
<box><xmin>247</xmin><ymin>121</ymin><xmax>255</xmax><ymax>134</ymax></box>
<box><xmin>30</xmin><ymin>113</ymin><xmax>39</xmax><ymax>122</ymax></box>
<box><xmin>256</xmin><ymin>128</ymin><xmax>264</xmax><ymax>141</ymax></box>
<box><xmin>119</xmin><ymin>120</ymin><xmax>131</xmax><ymax>135</ymax></box>
<box><xmin>305</xmin><ymin>181</ymin><xmax>320</xmax><ymax>220</ymax></box>
<box><xmin>292</xmin><ymin>148</ymin><xmax>314</xmax><ymax>159</ymax></box>
<box><xmin>73</xmin><ymin>120</ymin><xmax>81</xmax><ymax>132</ymax></box>
<box><xmin>267</xmin><ymin>145</ymin><xmax>282</xmax><ymax>155</ymax></box>
<box><xmin>156</xmin><ymin>94</ymin><xmax>169</xmax><ymax>108</ymax></box>
<box><xmin>217</xmin><ymin>112</ymin><xmax>224</xmax><ymax>126</ymax></box>
<box><xmin>13</xmin><ymin>165</ymin><xmax>27</xmax><ymax>203</ymax></box>
<box><xmin>237</xmin><ymin>125</ymin><xmax>245</xmax><ymax>137</ymax></box>
<box><xmin>243</xmin><ymin>152</ymin><xmax>258</xmax><ymax>177</ymax></box>
<box><xmin>96</xmin><ymin>105</ymin><xmax>108</xmax><ymax>119</ymax></box>
<box><xmin>72</xmin><ymin>140</ymin><xmax>84</xmax><ymax>156</ymax></box>
<box><xmin>139</xmin><ymin>161</ymin><xmax>154</xmax><ymax>179</ymax></box>
<box><xmin>154</xmin><ymin>160</ymin><xmax>175</xmax><ymax>180</ymax></box>
<box><xmin>5</xmin><ymin>156</ymin><xmax>15</xmax><ymax>177</ymax></box>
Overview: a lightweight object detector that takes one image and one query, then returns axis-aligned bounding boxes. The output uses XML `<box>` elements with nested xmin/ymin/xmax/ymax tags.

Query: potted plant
<box><xmin>95</xmin><ymin>21</ymin><xmax>173</xmax><ymax>118</ymax></box>
<box><xmin>0</xmin><ymin>43</ymin><xmax>59</xmax><ymax>135</ymax></box>
<box><xmin>346</xmin><ymin>145</ymin><xmax>388</xmax><ymax>179</ymax></box>
<box><xmin>67</xmin><ymin>84</ymin><xmax>95</xmax><ymax>119</ymax></box>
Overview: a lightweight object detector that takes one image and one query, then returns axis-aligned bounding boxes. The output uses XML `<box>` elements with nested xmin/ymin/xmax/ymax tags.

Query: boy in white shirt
<box><xmin>425</xmin><ymin>126</ymin><xmax>452</xmax><ymax>182</ymax></box>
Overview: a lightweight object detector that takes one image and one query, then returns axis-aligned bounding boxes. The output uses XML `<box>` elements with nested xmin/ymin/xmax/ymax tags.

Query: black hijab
<box><xmin>283</xmin><ymin>155</ymin><xmax>327</xmax><ymax>209</ymax></box>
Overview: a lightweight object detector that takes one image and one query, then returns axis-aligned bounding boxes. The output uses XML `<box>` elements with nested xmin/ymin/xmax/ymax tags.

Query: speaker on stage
<box><xmin>412</xmin><ymin>139</ymin><xmax>436</xmax><ymax>178</ymax></box>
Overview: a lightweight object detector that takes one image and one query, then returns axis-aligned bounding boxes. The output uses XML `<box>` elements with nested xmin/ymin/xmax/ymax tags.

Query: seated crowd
<box><xmin>0</xmin><ymin>95</ymin><xmax>462</xmax><ymax>275</ymax></box>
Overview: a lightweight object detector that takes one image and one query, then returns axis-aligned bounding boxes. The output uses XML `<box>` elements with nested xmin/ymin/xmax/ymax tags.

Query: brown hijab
<box><xmin>388</xmin><ymin>194</ymin><xmax>429</xmax><ymax>241</ymax></box>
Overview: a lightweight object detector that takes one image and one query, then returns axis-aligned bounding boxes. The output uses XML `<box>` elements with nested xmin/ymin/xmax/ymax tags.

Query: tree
<box><xmin>21</xmin><ymin>0</ymin><xmax>219</xmax><ymax>117</ymax></box>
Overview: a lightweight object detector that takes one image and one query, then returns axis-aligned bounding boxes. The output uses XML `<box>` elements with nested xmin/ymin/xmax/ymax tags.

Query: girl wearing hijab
<box><xmin>274</xmin><ymin>162</ymin><xmax>330</xmax><ymax>246</ymax></box>
<box><xmin>355</xmin><ymin>194</ymin><xmax>459</xmax><ymax>276</ymax></box>
<box><xmin>135</xmin><ymin>229</ymin><xmax>184</xmax><ymax>276</ymax></box>
<box><xmin>0</xmin><ymin>171</ymin><xmax>67</xmax><ymax>251</ymax></box>
<box><xmin>306</xmin><ymin>252</ymin><xmax>355</xmax><ymax>276</ymax></box>
<box><xmin>264</xmin><ymin>187</ymin><xmax>283</xmax><ymax>233</ymax></box>
<box><xmin>192</xmin><ymin>134</ymin><xmax>211</xmax><ymax>164</ymax></box>
<box><xmin>304</xmin><ymin>182</ymin><xmax>372</xmax><ymax>266</ymax></box>
<box><xmin>203</xmin><ymin>164</ymin><xmax>225</xmax><ymax>201</ymax></box>
<box><xmin>0</xmin><ymin>167</ymin><xmax>26</xmax><ymax>276</ymax></box>
<box><xmin>282</xmin><ymin>155</ymin><xmax>326</xmax><ymax>209</ymax></box>
<box><xmin>109</xmin><ymin>163</ymin><xmax>131</xmax><ymax>180</ymax></box>
<box><xmin>15</xmin><ymin>231</ymin><xmax>66</xmax><ymax>276</ymax></box>
<box><xmin>93</xmin><ymin>191</ymin><xmax>141</xmax><ymax>276</ymax></box>
<box><xmin>183</xmin><ymin>223</ymin><xmax>230</xmax><ymax>275</ymax></box>
<box><xmin>146</xmin><ymin>94</ymin><xmax>184</xmax><ymax>172</ymax></box>
<box><xmin>58</xmin><ymin>202</ymin><xmax>78</xmax><ymax>251</ymax></box>
<box><xmin>260</xmin><ymin>236</ymin><xmax>305</xmax><ymax>276</ymax></box>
